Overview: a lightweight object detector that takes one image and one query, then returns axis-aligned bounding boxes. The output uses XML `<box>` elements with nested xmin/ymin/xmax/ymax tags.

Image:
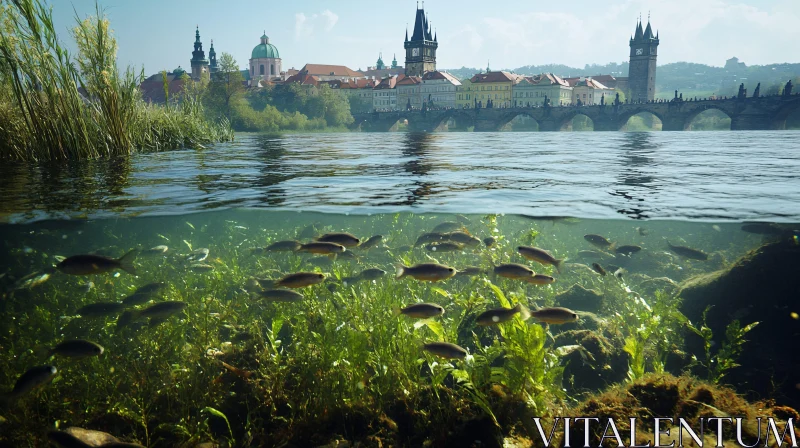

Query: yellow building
<box><xmin>455</xmin><ymin>78</ymin><xmax>474</xmax><ymax>109</ymax></box>
<box><xmin>469</xmin><ymin>71</ymin><xmax>519</xmax><ymax>108</ymax></box>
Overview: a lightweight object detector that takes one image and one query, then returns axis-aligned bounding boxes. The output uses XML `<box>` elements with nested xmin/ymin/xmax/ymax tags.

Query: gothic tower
<box><xmin>404</xmin><ymin>4</ymin><xmax>437</xmax><ymax>77</ymax></box>
<box><xmin>627</xmin><ymin>17</ymin><xmax>658</xmax><ymax>103</ymax></box>
<box><xmin>190</xmin><ymin>26</ymin><xmax>209</xmax><ymax>80</ymax></box>
<box><xmin>209</xmin><ymin>39</ymin><xmax>218</xmax><ymax>74</ymax></box>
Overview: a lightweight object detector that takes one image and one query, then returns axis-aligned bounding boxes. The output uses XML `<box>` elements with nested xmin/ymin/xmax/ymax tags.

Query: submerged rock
<box><xmin>554</xmin><ymin>284</ymin><xmax>604</xmax><ymax>313</ymax></box>
<box><xmin>554</xmin><ymin>329</ymin><xmax>628</xmax><ymax>394</ymax></box>
<box><xmin>678</xmin><ymin>240</ymin><xmax>800</xmax><ymax>408</ymax></box>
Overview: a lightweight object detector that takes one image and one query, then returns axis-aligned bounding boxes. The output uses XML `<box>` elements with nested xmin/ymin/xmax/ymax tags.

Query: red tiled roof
<box><xmin>285</xmin><ymin>73</ymin><xmax>320</xmax><ymax>86</ymax></box>
<box><xmin>421</xmin><ymin>71</ymin><xmax>462</xmax><ymax>85</ymax></box>
<box><xmin>139</xmin><ymin>74</ymin><xmax>187</xmax><ymax>104</ymax></box>
<box><xmin>299</xmin><ymin>64</ymin><xmax>362</xmax><ymax>77</ymax></box>
<box><xmin>469</xmin><ymin>71</ymin><xmax>518</xmax><ymax>83</ymax></box>
<box><xmin>374</xmin><ymin>76</ymin><xmax>398</xmax><ymax>90</ymax></box>
<box><xmin>396</xmin><ymin>76</ymin><xmax>422</xmax><ymax>85</ymax></box>
<box><xmin>525</xmin><ymin>73</ymin><xmax>570</xmax><ymax>87</ymax></box>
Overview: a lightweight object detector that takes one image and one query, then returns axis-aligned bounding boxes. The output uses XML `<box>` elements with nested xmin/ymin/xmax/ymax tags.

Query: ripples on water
<box><xmin>1</xmin><ymin>131</ymin><xmax>799</xmax><ymax>223</ymax></box>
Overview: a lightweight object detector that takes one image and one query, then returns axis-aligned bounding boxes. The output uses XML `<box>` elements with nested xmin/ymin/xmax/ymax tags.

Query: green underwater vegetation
<box><xmin>0</xmin><ymin>211</ymin><xmax>798</xmax><ymax>446</ymax></box>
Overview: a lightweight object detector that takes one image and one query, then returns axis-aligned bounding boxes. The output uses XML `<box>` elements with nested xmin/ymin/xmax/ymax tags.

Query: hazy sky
<box><xmin>47</xmin><ymin>0</ymin><xmax>799</xmax><ymax>74</ymax></box>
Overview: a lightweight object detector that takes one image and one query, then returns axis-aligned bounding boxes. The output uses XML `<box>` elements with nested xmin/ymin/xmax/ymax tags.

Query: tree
<box><xmin>205</xmin><ymin>52</ymin><xmax>244</xmax><ymax>120</ymax></box>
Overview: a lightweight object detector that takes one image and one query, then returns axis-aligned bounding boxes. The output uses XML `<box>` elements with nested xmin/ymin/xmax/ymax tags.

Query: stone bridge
<box><xmin>351</xmin><ymin>94</ymin><xmax>800</xmax><ymax>132</ymax></box>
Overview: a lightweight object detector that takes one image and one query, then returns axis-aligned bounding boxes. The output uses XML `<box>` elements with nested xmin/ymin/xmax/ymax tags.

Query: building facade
<box><xmin>396</xmin><ymin>76</ymin><xmax>422</xmax><ymax>110</ymax></box>
<box><xmin>513</xmin><ymin>73</ymin><xmax>573</xmax><ymax>107</ymax></box>
<box><xmin>249</xmin><ymin>33</ymin><xmax>282</xmax><ymax>87</ymax></box>
<box><xmin>420</xmin><ymin>71</ymin><xmax>461</xmax><ymax>108</ymax></box>
<box><xmin>571</xmin><ymin>78</ymin><xmax>610</xmax><ymax>105</ymax></box>
<box><xmin>404</xmin><ymin>6</ymin><xmax>437</xmax><ymax>77</ymax></box>
<box><xmin>628</xmin><ymin>18</ymin><xmax>659</xmax><ymax>102</ymax></box>
<box><xmin>469</xmin><ymin>71</ymin><xmax>518</xmax><ymax>108</ymax></box>
<box><xmin>190</xmin><ymin>27</ymin><xmax>209</xmax><ymax>80</ymax></box>
<box><xmin>456</xmin><ymin>79</ymin><xmax>475</xmax><ymax>108</ymax></box>
<box><xmin>297</xmin><ymin>64</ymin><xmax>364</xmax><ymax>82</ymax></box>
<box><xmin>373</xmin><ymin>76</ymin><xmax>399</xmax><ymax>111</ymax></box>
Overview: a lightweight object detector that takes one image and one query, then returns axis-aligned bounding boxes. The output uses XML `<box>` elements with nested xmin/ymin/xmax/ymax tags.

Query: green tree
<box><xmin>204</xmin><ymin>52</ymin><xmax>244</xmax><ymax>120</ymax></box>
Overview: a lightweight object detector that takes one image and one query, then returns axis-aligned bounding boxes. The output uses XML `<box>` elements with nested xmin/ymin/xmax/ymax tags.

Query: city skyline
<box><xmin>47</xmin><ymin>0</ymin><xmax>800</xmax><ymax>75</ymax></box>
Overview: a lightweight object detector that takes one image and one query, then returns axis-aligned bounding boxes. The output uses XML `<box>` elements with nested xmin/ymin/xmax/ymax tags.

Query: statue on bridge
<box><xmin>543</xmin><ymin>95</ymin><xmax>550</xmax><ymax>108</ymax></box>
<box><xmin>737</xmin><ymin>83</ymin><xmax>747</xmax><ymax>99</ymax></box>
<box><xmin>600</xmin><ymin>93</ymin><xmax>605</xmax><ymax>106</ymax></box>
<box><xmin>614</xmin><ymin>92</ymin><xmax>621</xmax><ymax>106</ymax></box>
<box><xmin>753</xmin><ymin>83</ymin><xmax>760</xmax><ymax>98</ymax></box>
<box><xmin>784</xmin><ymin>79</ymin><xmax>794</xmax><ymax>97</ymax></box>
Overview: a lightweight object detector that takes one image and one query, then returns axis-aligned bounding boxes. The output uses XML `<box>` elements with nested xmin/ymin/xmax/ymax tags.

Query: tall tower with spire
<box><xmin>209</xmin><ymin>39</ymin><xmax>218</xmax><ymax>74</ymax></box>
<box><xmin>190</xmin><ymin>26</ymin><xmax>210</xmax><ymax>80</ymax></box>
<box><xmin>404</xmin><ymin>3</ymin><xmax>437</xmax><ymax>77</ymax></box>
<box><xmin>628</xmin><ymin>15</ymin><xmax>659</xmax><ymax>102</ymax></box>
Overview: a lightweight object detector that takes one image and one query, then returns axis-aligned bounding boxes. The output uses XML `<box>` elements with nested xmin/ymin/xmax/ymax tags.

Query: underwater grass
<box><xmin>0</xmin><ymin>212</ymin><xmax>768</xmax><ymax>446</ymax></box>
<box><xmin>0</xmin><ymin>0</ymin><xmax>232</xmax><ymax>162</ymax></box>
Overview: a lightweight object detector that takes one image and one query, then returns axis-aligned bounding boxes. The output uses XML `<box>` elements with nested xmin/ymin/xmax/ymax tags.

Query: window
<box><xmin>271</xmin><ymin>65</ymin><xmax>275</xmax><ymax>75</ymax></box>
<box><xmin>260</xmin><ymin>65</ymin><xmax>264</xmax><ymax>75</ymax></box>
<box><xmin>250</xmin><ymin>66</ymin><xmax>254</xmax><ymax>75</ymax></box>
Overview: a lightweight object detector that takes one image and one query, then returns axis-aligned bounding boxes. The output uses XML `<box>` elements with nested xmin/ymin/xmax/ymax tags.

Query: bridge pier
<box><xmin>661</xmin><ymin>117</ymin><xmax>687</xmax><ymax>131</ymax></box>
<box><xmin>730</xmin><ymin>115</ymin><xmax>777</xmax><ymax>131</ymax></box>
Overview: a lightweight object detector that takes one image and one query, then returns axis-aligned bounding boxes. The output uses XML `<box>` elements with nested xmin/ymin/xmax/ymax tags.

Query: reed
<box><xmin>0</xmin><ymin>0</ymin><xmax>232</xmax><ymax>162</ymax></box>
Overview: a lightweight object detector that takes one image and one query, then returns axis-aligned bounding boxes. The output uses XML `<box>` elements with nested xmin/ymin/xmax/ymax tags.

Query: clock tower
<box><xmin>628</xmin><ymin>17</ymin><xmax>659</xmax><ymax>103</ymax></box>
<box><xmin>404</xmin><ymin>4</ymin><xmax>437</xmax><ymax>77</ymax></box>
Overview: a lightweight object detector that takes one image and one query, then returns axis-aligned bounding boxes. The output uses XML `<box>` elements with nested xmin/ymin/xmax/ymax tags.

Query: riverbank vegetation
<box><xmin>0</xmin><ymin>0</ymin><xmax>233</xmax><ymax>162</ymax></box>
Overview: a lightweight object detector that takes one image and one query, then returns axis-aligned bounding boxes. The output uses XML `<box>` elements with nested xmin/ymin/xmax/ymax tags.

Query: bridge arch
<box><xmin>773</xmin><ymin>96</ymin><xmax>800</xmax><ymax>130</ymax></box>
<box><xmin>428</xmin><ymin>110</ymin><xmax>476</xmax><ymax>131</ymax></box>
<box><xmin>559</xmin><ymin>112</ymin><xmax>595</xmax><ymax>131</ymax></box>
<box><xmin>618</xmin><ymin>110</ymin><xmax>665</xmax><ymax>131</ymax></box>
<box><xmin>685</xmin><ymin>107</ymin><xmax>732</xmax><ymax>131</ymax></box>
<box><xmin>496</xmin><ymin>111</ymin><xmax>541</xmax><ymax>131</ymax></box>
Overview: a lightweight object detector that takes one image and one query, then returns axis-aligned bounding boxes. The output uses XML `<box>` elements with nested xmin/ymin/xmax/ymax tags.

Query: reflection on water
<box><xmin>1</xmin><ymin>131</ymin><xmax>799</xmax><ymax>223</ymax></box>
<box><xmin>611</xmin><ymin>132</ymin><xmax>660</xmax><ymax>220</ymax></box>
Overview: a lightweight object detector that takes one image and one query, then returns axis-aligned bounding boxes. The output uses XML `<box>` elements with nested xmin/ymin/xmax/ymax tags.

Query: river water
<box><xmin>1</xmin><ymin>131</ymin><xmax>799</xmax><ymax>223</ymax></box>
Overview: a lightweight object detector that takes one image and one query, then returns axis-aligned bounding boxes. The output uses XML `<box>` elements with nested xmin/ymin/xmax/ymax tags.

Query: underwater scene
<box><xmin>1</xmin><ymin>210</ymin><xmax>799</xmax><ymax>447</ymax></box>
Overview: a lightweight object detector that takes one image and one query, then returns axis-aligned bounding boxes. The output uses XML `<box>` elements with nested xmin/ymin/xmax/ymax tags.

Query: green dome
<box><xmin>251</xmin><ymin>35</ymin><xmax>280</xmax><ymax>59</ymax></box>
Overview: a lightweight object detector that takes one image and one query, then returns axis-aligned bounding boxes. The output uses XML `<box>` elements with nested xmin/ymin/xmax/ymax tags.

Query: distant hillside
<box><xmin>444</xmin><ymin>58</ymin><xmax>800</xmax><ymax>98</ymax></box>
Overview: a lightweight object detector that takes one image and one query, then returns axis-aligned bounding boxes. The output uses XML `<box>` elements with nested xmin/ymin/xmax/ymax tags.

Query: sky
<box><xmin>46</xmin><ymin>0</ymin><xmax>800</xmax><ymax>75</ymax></box>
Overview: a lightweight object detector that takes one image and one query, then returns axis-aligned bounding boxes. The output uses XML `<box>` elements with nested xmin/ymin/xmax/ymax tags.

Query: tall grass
<box><xmin>0</xmin><ymin>0</ymin><xmax>232</xmax><ymax>162</ymax></box>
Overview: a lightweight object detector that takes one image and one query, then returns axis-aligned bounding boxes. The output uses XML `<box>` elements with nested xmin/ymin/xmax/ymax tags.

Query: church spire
<box><xmin>634</xmin><ymin>16</ymin><xmax>644</xmax><ymax>41</ymax></box>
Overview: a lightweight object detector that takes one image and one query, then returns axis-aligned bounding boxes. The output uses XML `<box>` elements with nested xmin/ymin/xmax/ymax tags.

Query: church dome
<box><xmin>251</xmin><ymin>34</ymin><xmax>279</xmax><ymax>59</ymax></box>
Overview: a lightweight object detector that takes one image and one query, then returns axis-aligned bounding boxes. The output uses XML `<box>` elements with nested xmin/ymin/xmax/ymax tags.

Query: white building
<box><xmin>420</xmin><ymin>71</ymin><xmax>461</xmax><ymax>109</ymax></box>
<box><xmin>372</xmin><ymin>76</ymin><xmax>399</xmax><ymax>111</ymax></box>
<box><xmin>512</xmin><ymin>73</ymin><xmax>573</xmax><ymax>107</ymax></box>
<box><xmin>570</xmin><ymin>77</ymin><xmax>610</xmax><ymax>106</ymax></box>
<box><xmin>249</xmin><ymin>33</ymin><xmax>281</xmax><ymax>87</ymax></box>
<box><xmin>396</xmin><ymin>75</ymin><xmax>422</xmax><ymax>110</ymax></box>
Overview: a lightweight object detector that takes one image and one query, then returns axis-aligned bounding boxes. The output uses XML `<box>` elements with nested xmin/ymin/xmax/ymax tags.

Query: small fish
<box><xmin>138</xmin><ymin>301</ymin><xmax>188</xmax><ymax>319</ymax></box>
<box><xmin>316</xmin><ymin>233</ymin><xmax>360</xmax><ymax>247</ymax></box>
<box><xmin>425</xmin><ymin>242</ymin><xmax>464</xmax><ymax>252</ymax></box>
<box><xmin>217</xmin><ymin>360</ymin><xmax>254</xmax><ymax>379</ymax></box>
<box><xmin>476</xmin><ymin>303</ymin><xmax>530</xmax><ymax>326</ymax></box>
<box><xmin>522</xmin><ymin>274</ymin><xmax>556</xmax><ymax>285</ymax></box>
<box><xmin>185</xmin><ymin>248</ymin><xmax>209</xmax><ymax>263</ymax></box>
<box><xmin>298</xmin><ymin>225</ymin><xmax>319</xmax><ymax>240</ymax></box>
<box><xmin>134</xmin><ymin>282</ymin><xmax>167</xmax><ymax>296</ymax></box>
<box><xmin>141</xmin><ymin>245</ymin><xmax>169</xmax><ymax>256</ymax></box>
<box><xmin>455</xmin><ymin>266</ymin><xmax>485</xmax><ymax>277</ymax></box>
<box><xmin>307</xmin><ymin>256</ymin><xmax>333</xmax><ymax>267</ymax></box>
<box><xmin>636</xmin><ymin>227</ymin><xmax>650</xmax><ymax>236</ymax></box>
<box><xmin>395</xmin><ymin>245</ymin><xmax>413</xmax><ymax>252</ymax></box>
<box><xmin>423</xmin><ymin>342</ymin><xmax>467</xmax><ymax>359</ymax></box>
<box><xmin>483</xmin><ymin>237</ymin><xmax>496</xmax><ymax>248</ymax></box>
<box><xmin>46</xmin><ymin>430</ymin><xmax>146</xmax><ymax>448</ymax></box>
<box><xmin>252</xmin><ymin>289</ymin><xmax>304</xmax><ymax>302</ymax></box>
<box><xmin>615</xmin><ymin>245</ymin><xmax>642</xmax><ymax>256</ymax></box>
<box><xmin>190</xmin><ymin>263</ymin><xmax>215</xmax><ymax>272</ymax></box>
<box><xmin>76</xmin><ymin>302</ymin><xmax>126</xmax><ymax>318</ymax></box>
<box><xmin>276</xmin><ymin>272</ymin><xmax>326</xmax><ymax>288</ymax></box>
<box><xmin>444</xmin><ymin>231</ymin><xmax>481</xmax><ymax>246</ymax></box>
<box><xmin>584</xmin><ymin>234</ymin><xmax>614</xmax><ymax>249</ymax></box>
<box><xmin>338</xmin><ymin>251</ymin><xmax>359</xmax><ymax>260</ymax></box>
<box><xmin>493</xmin><ymin>263</ymin><xmax>535</xmax><ymax>280</ymax></box>
<box><xmin>666</xmin><ymin>241</ymin><xmax>709</xmax><ymax>261</ymax></box>
<box><xmin>56</xmin><ymin>250</ymin><xmax>137</xmax><ymax>276</ymax></box>
<box><xmin>122</xmin><ymin>293</ymin><xmax>153</xmax><ymax>307</ymax></box>
<box><xmin>359</xmin><ymin>235</ymin><xmax>384</xmax><ymax>249</ymax></box>
<box><xmin>48</xmin><ymin>340</ymin><xmax>104</xmax><ymax>359</ymax></box>
<box><xmin>395</xmin><ymin>303</ymin><xmax>445</xmax><ymax>319</ymax></box>
<box><xmin>359</xmin><ymin>268</ymin><xmax>386</xmax><ymax>280</ymax></box>
<box><xmin>414</xmin><ymin>232</ymin><xmax>447</xmax><ymax>246</ymax></box>
<box><xmin>12</xmin><ymin>271</ymin><xmax>52</xmax><ymax>290</ymax></box>
<box><xmin>432</xmin><ymin>222</ymin><xmax>465</xmax><ymax>233</ymax></box>
<box><xmin>265</xmin><ymin>240</ymin><xmax>303</xmax><ymax>252</ymax></box>
<box><xmin>530</xmin><ymin>307</ymin><xmax>579</xmax><ymax>324</ymax></box>
<box><xmin>297</xmin><ymin>242</ymin><xmax>346</xmax><ymax>255</ymax></box>
<box><xmin>591</xmin><ymin>263</ymin><xmax>607</xmax><ymax>276</ymax></box>
<box><xmin>517</xmin><ymin>246</ymin><xmax>564</xmax><ymax>273</ymax></box>
<box><xmin>395</xmin><ymin>263</ymin><xmax>456</xmax><ymax>282</ymax></box>
<box><xmin>4</xmin><ymin>366</ymin><xmax>58</xmax><ymax>401</ymax></box>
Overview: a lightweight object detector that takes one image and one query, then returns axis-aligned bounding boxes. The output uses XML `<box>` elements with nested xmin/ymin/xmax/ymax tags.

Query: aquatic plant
<box><xmin>0</xmin><ymin>0</ymin><xmax>232</xmax><ymax>161</ymax></box>
<box><xmin>682</xmin><ymin>306</ymin><xmax>760</xmax><ymax>384</ymax></box>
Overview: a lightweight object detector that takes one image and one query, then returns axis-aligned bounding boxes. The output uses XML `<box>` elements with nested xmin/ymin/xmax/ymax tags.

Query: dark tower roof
<box><xmin>411</xmin><ymin>6</ymin><xmax>432</xmax><ymax>41</ymax></box>
<box><xmin>643</xmin><ymin>21</ymin><xmax>654</xmax><ymax>39</ymax></box>
<box><xmin>191</xmin><ymin>26</ymin><xmax>208</xmax><ymax>65</ymax></box>
<box><xmin>634</xmin><ymin>20</ymin><xmax>643</xmax><ymax>40</ymax></box>
<box><xmin>405</xmin><ymin>27</ymin><xmax>409</xmax><ymax>42</ymax></box>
